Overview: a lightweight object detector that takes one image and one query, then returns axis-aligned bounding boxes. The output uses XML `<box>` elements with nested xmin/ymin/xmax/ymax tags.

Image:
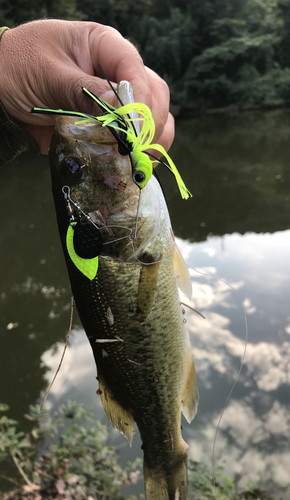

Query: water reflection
<box><xmin>37</xmin><ymin>231</ymin><xmax>290</xmax><ymax>499</ymax></box>
<box><xmin>178</xmin><ymin>234</ymin><xmax>290</xmax><ymax>498</ymax></box>
<box><xmin>1</xmin><ymin>112</ymin><xmax>290</xmax><ymax>498</ymax></box>
<box><xmin>41</xmin><ymin>329</ymin><xmax>98</xmax><ymax>411</ymax></box>
<box><xmin>160</xmin><ymin>110</ymin><xmax>290</xmax><ymax>240</ymax></box>
<box><xmin>0</xmin><ymin>154</ymin><xmax>72</xmax><ymax>431</ymax></box>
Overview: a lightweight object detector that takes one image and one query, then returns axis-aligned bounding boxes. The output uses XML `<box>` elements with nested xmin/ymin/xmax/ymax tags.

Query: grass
<box><xmin>0</xmin><ymin>401</ymin><xmax>275</xmax><ymax>500</ymax></box>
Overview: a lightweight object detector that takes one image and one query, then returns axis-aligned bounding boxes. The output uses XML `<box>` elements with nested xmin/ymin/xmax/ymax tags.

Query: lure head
<box><xmin>130</xmin><ymin>151</ymin><xmax>153</xmax><ymax>190</ymax></box>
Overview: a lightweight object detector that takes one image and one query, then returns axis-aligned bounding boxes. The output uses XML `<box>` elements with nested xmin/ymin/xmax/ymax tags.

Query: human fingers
<box><xmin>68</xmin><ymin>24</ymin><xmax>172</xmax><ymax>148</ymax></box>
<box><xmin>87</xmin><ymin>24</ymin><xmax>152</xmax><ymax>108</ymax></box>
<box><xmin>147</xmin><ymin>112</ymin><xmax>175</xmax><ymax>163</ymax></box>
<box><xmin>0</xmin><ymin>20</ymin><xmax>173</xmax><ymax>153</ymax></box>
<box><xmin>88</xmin><ymin>30</ymin><xmax>172</xmax><ymax>148</ymax></box>
<box><xmin>155</xmin><ymin>112</ymin><xmax>175</xmax><ymax>154</ymax></box>
<box><xmin>0</xmin><ymin>22</ymin><xmax>149</xmax><ymax>119</ymax></box>
<box><xmin>30</xmin><ymin>62</ymin><xmax>173</xmax><ymax>155</ymax></box>
<box><xmin>0</xmin><ymin>21</ymin><xmax>115</xmax><ymax>122</ymax></box>
<box><xmin>143</xmin><ymin>67</ymin><xmax>172</xmax><ymax>148</ymax></box>
<box><xmin>25</xmin><ymin>22</ymin><xmax>152</xmax><ymax>119</ymax></box>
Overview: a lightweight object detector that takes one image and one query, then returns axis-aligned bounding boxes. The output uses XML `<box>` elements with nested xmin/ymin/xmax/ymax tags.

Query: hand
<box><xmin>0</xmin><ymin>19</ymin><xmax>174</xmax><ymax>155</ymax></box>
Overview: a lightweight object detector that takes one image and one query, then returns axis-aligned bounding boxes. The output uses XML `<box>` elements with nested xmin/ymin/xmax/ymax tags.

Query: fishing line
<box><xmin>132</xmin><ymin>190</ymin><xmax>142</xmax><ymax>240</ymax></box>
<box><xmin>98</xmin><ymin>63</ymin><xmax>125</xmax><ymax>108</ymax></box>
<box><xmin>97</xmin><ymin>62</ymin><xmax>139</xmax><ymax>140</ymax></box>
<box><xmin>102</xmin><ymin>227</ymin><xmax>132</xmax><ymax>245</ymax></box>
<box><xmin>41</xmin><ymin>296</ymin><xmax>74</xmax><ymax>409</ymax></box>
<box><xmin>191</xmin><ymin>267</ymin><xmax>248</xmax><ymax>496</ymax></box>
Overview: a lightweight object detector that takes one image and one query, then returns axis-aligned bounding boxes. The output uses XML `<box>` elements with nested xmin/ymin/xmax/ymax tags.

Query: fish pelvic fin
<box><xmin>144</xmin><ymin>454</ymin><xmax>188</xmax><ymax>500</ymax></box>
<box><xmin>181</xmin><ymin>352</ymin><xmax>199</xmax><ymax>423</ymax></box>
<box><xmin>98</xmin><ymin>372</ymin><xmax>135</xmax><ymax>445</ymax></box>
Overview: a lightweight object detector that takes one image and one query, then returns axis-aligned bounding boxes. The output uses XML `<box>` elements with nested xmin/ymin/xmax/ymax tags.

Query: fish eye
<box><xmin>62</xmin><ymin>157</ymin><xmax>85</xmax><ymax>180</ymax></box>
<box><xmin>69</xmin><ymin>159</ymin><xmax>82</xmax><ymax>174</ymax></box>
<box><xmin>133</xmin><ymin>171</ymin><xmax>146</xmax><ymax>185</ymax></box>
<box><xmin>130</xmin><ymin>151</ymin><xmax>153</xmax><ymax>188</ymax></box>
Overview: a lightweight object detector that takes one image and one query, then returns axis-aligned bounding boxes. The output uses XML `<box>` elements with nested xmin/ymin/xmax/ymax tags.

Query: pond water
<box><xmin>1</xmin><ymin>110</ymin><xmax>290</xmax><ymax>498</ymax></box>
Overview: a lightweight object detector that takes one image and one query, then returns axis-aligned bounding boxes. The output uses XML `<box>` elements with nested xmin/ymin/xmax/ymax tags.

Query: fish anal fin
<box><xmin>173</xmin><ymin>242</ymin><xmax>192</xmax><ymax>301</ymax></box>
<box><xmin>98</xmin><ymin>372</ymin><xmax>135</xmax><ymax>445</ymax></box>
<box><xmin>181</xmin><ymin>353</ymin><xmax>199</xmax><ymax>423</ymax></box>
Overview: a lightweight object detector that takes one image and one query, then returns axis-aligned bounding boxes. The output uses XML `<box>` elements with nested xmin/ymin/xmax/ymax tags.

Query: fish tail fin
<box><xmin>144</xmin><ymin>454</ymin><xmax>188</xmax><ymax>500</ymax></box>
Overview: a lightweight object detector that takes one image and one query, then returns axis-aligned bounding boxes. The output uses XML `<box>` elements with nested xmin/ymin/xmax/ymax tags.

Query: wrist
<box><xmin>0</xmin><ymin>26</ymin><xmax>9</xmax><ymax>39</ymax></box>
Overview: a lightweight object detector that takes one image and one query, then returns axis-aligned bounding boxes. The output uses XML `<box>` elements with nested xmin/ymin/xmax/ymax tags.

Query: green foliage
<box><xmin>2</xmin><ymin>0</ymin><xmax>290</xmax><ymax>110</ymax></box>
<box><xmin>0</xmin><ymin>401</ymin><xmax>139</xmax><ymax>500</ymax></box>
<box><xmin>188</xmin><ymin>461</ymin><xmax>275</xmax><ymax>499</ymax></box>
<box><xmin>0</xmin><ymin>401</ymin><xmax>276</xmax><ymax>499</ymax></box>
<box><xmin>0</xmin><ymin>406</ymin><xmax>33</xmax><ymax>482</ymax></box>
<box><xmin>136</xmin><ymin>9</ymin><xmax>198</xmax><ymax>80</ymax></box>
<box><xmin>0</xmin><ymin>0</ymin><xmax>84</xmax><ymax>27</ymax></box>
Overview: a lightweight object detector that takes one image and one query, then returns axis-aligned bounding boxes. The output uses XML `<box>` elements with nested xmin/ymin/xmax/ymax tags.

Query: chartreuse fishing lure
<box><xmin>60</xmin><ymin>185</ymin><xmax>132</xmax><ymax>280</ymax></box>
<box><xmin>76</xmin><ymin>87</ymin><xmax>192</xmax><ymax>199</ymax></box>
<box><xmin>31</xmin><ymin>90</ymin><xmax>191</xmax><ymax>199</ymax></box>
<box><xmin>62</xmin><ymin>185</ymin><xmax>102</xmax><ymax>280</ymax></box>
<box><xmin>31</xmin><ymin>76</ymin><xmax>191</xmax><ymax>280</ymax></box>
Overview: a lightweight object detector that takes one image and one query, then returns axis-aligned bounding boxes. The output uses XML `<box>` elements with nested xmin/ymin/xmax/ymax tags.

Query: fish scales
<box><xmin>49</xmin><ymin>103</ymin><xmax>198</xmax><ymax>500</ymax></box>
<box><xmin>70</xmin><ymin>249</ymin><xmax>185</xmax><ymax>392</ymax></box>
<box><xmin>68</xmin><ymin>253</ymin><xmax>188</xmax><ymax>474</ymax></box>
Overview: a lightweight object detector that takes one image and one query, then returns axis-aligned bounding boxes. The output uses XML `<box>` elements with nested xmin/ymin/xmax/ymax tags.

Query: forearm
<box><xmin>0</xmin><ymin>100</ymin><xmax>39</xmax><ymax>166</ymax></box>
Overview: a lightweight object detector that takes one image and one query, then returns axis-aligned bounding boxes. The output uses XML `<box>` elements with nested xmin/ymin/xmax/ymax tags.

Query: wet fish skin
<box><xmin>49</xmin><ymin>113</ymin><xmax>198</xmax><ymax>500</ymax></box>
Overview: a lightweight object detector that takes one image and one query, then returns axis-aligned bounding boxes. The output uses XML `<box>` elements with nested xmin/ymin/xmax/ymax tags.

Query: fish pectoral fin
<box><xmin>181</xmin><ymin>352</ymin><xmax>199</xmax><ymax>423</ymax></box>
<box><xmin>173</xmin><ymin>242</ymin><xmax>192</xmax><ymax>301</ymax></box>
<box><xmin>136</xmin><ymin>256</ymin><xmax>162</xmax><ymax>317</ymax></box>
<box><xmin>98</xmin><ymin>372</ymin><xmax>135</xmax><ymax>445</ymax></box>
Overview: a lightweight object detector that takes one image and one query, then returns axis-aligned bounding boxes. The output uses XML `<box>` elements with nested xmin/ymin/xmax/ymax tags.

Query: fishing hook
<box><xmin>62</xmin><ymin>185</ymin><xmax>133</xmax><ymax>245</ymax></box>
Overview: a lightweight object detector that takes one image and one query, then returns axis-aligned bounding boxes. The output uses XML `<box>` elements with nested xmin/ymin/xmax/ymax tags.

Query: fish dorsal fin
<box><xmin>173</xmin><ymin>242</ymin><xmax>192</xmax><ymax>301</ymax></box>
<box><xmin>98</xmin><ymin>372</ymin><xmax>135</xmax><ymax>445</ymax></box>
<box><xmin>181</xmin><ymin>350</ymin><xmax>199</xmax><ymax>423</ymax></box>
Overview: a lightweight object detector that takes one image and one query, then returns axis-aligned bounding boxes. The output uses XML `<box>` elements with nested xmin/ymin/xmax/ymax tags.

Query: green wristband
<box><xmin>0</xmin><ymin>27</ymin><xmax>9</xmax><ymax>39</ymax></box>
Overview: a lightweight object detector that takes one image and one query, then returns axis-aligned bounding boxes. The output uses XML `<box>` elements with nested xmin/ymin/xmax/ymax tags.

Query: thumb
<box><xmin>29</xmin><ymin>65</ymin><xmax>118</xmax><ymax>127</ymax></box>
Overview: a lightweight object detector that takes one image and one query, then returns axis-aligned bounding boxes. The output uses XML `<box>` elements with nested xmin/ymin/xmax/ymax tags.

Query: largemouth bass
<box><xmin>48</xmin><ymin>85</ymin><xmax>198</xmax><ymax>500</ymax></box>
